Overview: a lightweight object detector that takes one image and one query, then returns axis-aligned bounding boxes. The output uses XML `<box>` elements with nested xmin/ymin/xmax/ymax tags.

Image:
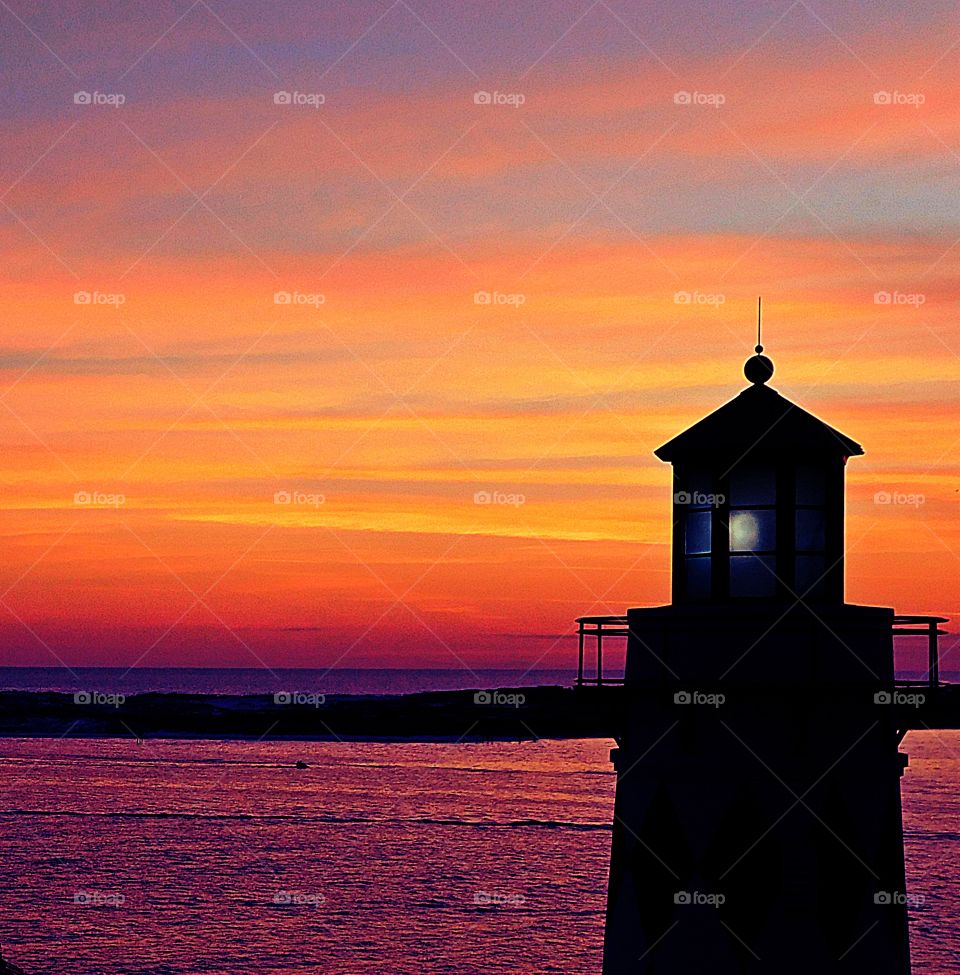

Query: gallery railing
<box><xmin>574</xmin><ymin>613</ymin><xmax>949</xmax><ymax>688</ymax></box>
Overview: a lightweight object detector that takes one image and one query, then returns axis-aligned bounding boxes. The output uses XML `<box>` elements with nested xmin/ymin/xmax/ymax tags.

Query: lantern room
<box><xmin>654</xmin><ymin>348</ymin><xmax>862</xmax><ymax>604</ymax></box>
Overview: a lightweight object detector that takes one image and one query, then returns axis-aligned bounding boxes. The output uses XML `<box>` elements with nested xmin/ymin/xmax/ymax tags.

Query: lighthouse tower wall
<box><xmin>602</xmin><ymin>603</ymin><xmax>911</xmax><ymax>975</ymax></box>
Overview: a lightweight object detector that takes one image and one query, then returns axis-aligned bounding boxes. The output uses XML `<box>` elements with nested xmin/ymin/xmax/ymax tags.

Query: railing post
<box><xmin>597</xmin><ymin>627</ymin><xmax>603</xmax><ymax>687</ymax></box>
<box><xmin>577</xmin><ymin>623</ymin><xmax>584</xmax><ymax>687</ymax></box>
<box><xmin>929</xmin><ymin>619</ymin><xmax>939</xmax><ymax>690</ymax></box>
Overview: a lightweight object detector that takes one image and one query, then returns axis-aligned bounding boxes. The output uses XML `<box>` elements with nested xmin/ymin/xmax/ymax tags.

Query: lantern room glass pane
<box><xmin>795</xmin><ymin>509</ymin><xmax>825</xmax><ymax>552</ymax></box>
<box><xmin>730</xmin><ymin>555</ymin><xmax>777</xmax><ymax>597</ymax></box>
<box><xmin>796</xmin><ymin>464</ymin><xmax>826</xmax><ymax>505</ymax></box>
<box><xmin>684</xmin><ymin>511</ymin><xmax>712</xmax><ymax>555</ymax></box>
<box><xmin>729</xmin><ymin>510</ymin><xmax>776</xmax><ymax>552</ymax></box>
<box><xmin>795</xmin><ymin>555</ymin><xmax>827</xmax><ymax>597</ymax></box>
<box><xmin>677</xmin><ymin>467</ymin><xmax>715</xmax><ymax>509</ymax></box>
<box><xmin>685</xmin><ymin>558</ymin><xmax>711</xmax><ymax>599</ymax></box>
<box><xmin>729</xmin><ymin>464</ymin><xmax>776</xmax><ymax>506</ymax></box>
<box><xmin>685</xmin><ymin>467</ymin><xmax>713</xmax><ymax>497</ymax></box>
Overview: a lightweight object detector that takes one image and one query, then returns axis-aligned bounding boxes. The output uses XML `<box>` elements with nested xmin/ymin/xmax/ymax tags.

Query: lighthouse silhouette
<box><xmin>601</xmin><ymin>328</ymin><xmax>912</xmax><ymax>973</ymax></box>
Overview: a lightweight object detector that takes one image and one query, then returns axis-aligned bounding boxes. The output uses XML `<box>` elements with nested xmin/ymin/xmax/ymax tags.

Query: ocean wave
<box><xmin>0</xmin><ymin>808</ymin><xmax>612</xmax><ymax>831</ymax></box>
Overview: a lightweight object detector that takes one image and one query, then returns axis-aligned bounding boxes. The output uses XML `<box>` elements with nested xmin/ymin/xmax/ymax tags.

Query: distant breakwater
<box><xmin>0</xmin><ymin>686</ymin><xmax>619</xmax><ymax>742</ymax></box>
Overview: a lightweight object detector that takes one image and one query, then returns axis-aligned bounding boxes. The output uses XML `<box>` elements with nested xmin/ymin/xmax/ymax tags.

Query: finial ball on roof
<box><xmin>744</xmin><ymin>353</ymin><xmax>774</xmax><ymax>385</ymax></box>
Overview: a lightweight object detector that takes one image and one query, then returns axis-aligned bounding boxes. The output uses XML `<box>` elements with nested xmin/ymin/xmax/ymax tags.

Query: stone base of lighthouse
<box><xmin>602</xmin><ymin>603</ymin><xmax>911</xmax><ymax>975</ymax></box>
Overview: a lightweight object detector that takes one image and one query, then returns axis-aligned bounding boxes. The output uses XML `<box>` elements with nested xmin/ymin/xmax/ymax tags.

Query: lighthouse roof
<box><xmin>654</xmin><ymin>380</ymin><xmax>863</xmax><ymax>463</ymax></box>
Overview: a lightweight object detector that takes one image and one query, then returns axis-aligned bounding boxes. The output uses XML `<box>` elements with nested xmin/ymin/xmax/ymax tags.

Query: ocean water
<box><xmin>0</xmin><ymin>737</ymin><xmax>614</xmax><ymax>975</ymax></box>
<box><xmin>0</xmin><ymin>667</ymin><xmax>579</xmax><ymax>696</ymax></box>
<box><xmin>0</xmin><ymin>671</ymin><xmax>957</xmax><ymax>973</ymax></box>
<box><xmin>0</xmin><ymin>663</ymin><xmax>954</xmax><ymax>697</ymax></box>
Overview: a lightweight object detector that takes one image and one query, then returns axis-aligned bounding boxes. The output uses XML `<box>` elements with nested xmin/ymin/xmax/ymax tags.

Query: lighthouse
<box><xmin>601</xmin><ymin>341</ymin><xmax>912</xmax><ymax>973</ymax></box>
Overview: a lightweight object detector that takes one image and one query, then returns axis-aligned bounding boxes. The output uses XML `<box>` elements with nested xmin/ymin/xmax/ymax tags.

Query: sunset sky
<box><xmin>1</xmin><ymin>0</ymin><xmax>959</xmax><ymax>671</ymax></box>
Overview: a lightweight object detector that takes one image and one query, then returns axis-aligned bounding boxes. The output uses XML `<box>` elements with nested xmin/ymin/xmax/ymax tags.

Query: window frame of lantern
<box><xmin>725</xmin><ymin>459</ymin><xmax>780</xmax><ymax>599</ymax></box>
<box><xmin>672</xmin><ymin>465</ymin><xmax>717</xmax><ymax>602</ymax></box>
<box><xmin>672</xmin><ymin>453</ymin><xmax>846</xmax><ymax>602</ymax></box>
